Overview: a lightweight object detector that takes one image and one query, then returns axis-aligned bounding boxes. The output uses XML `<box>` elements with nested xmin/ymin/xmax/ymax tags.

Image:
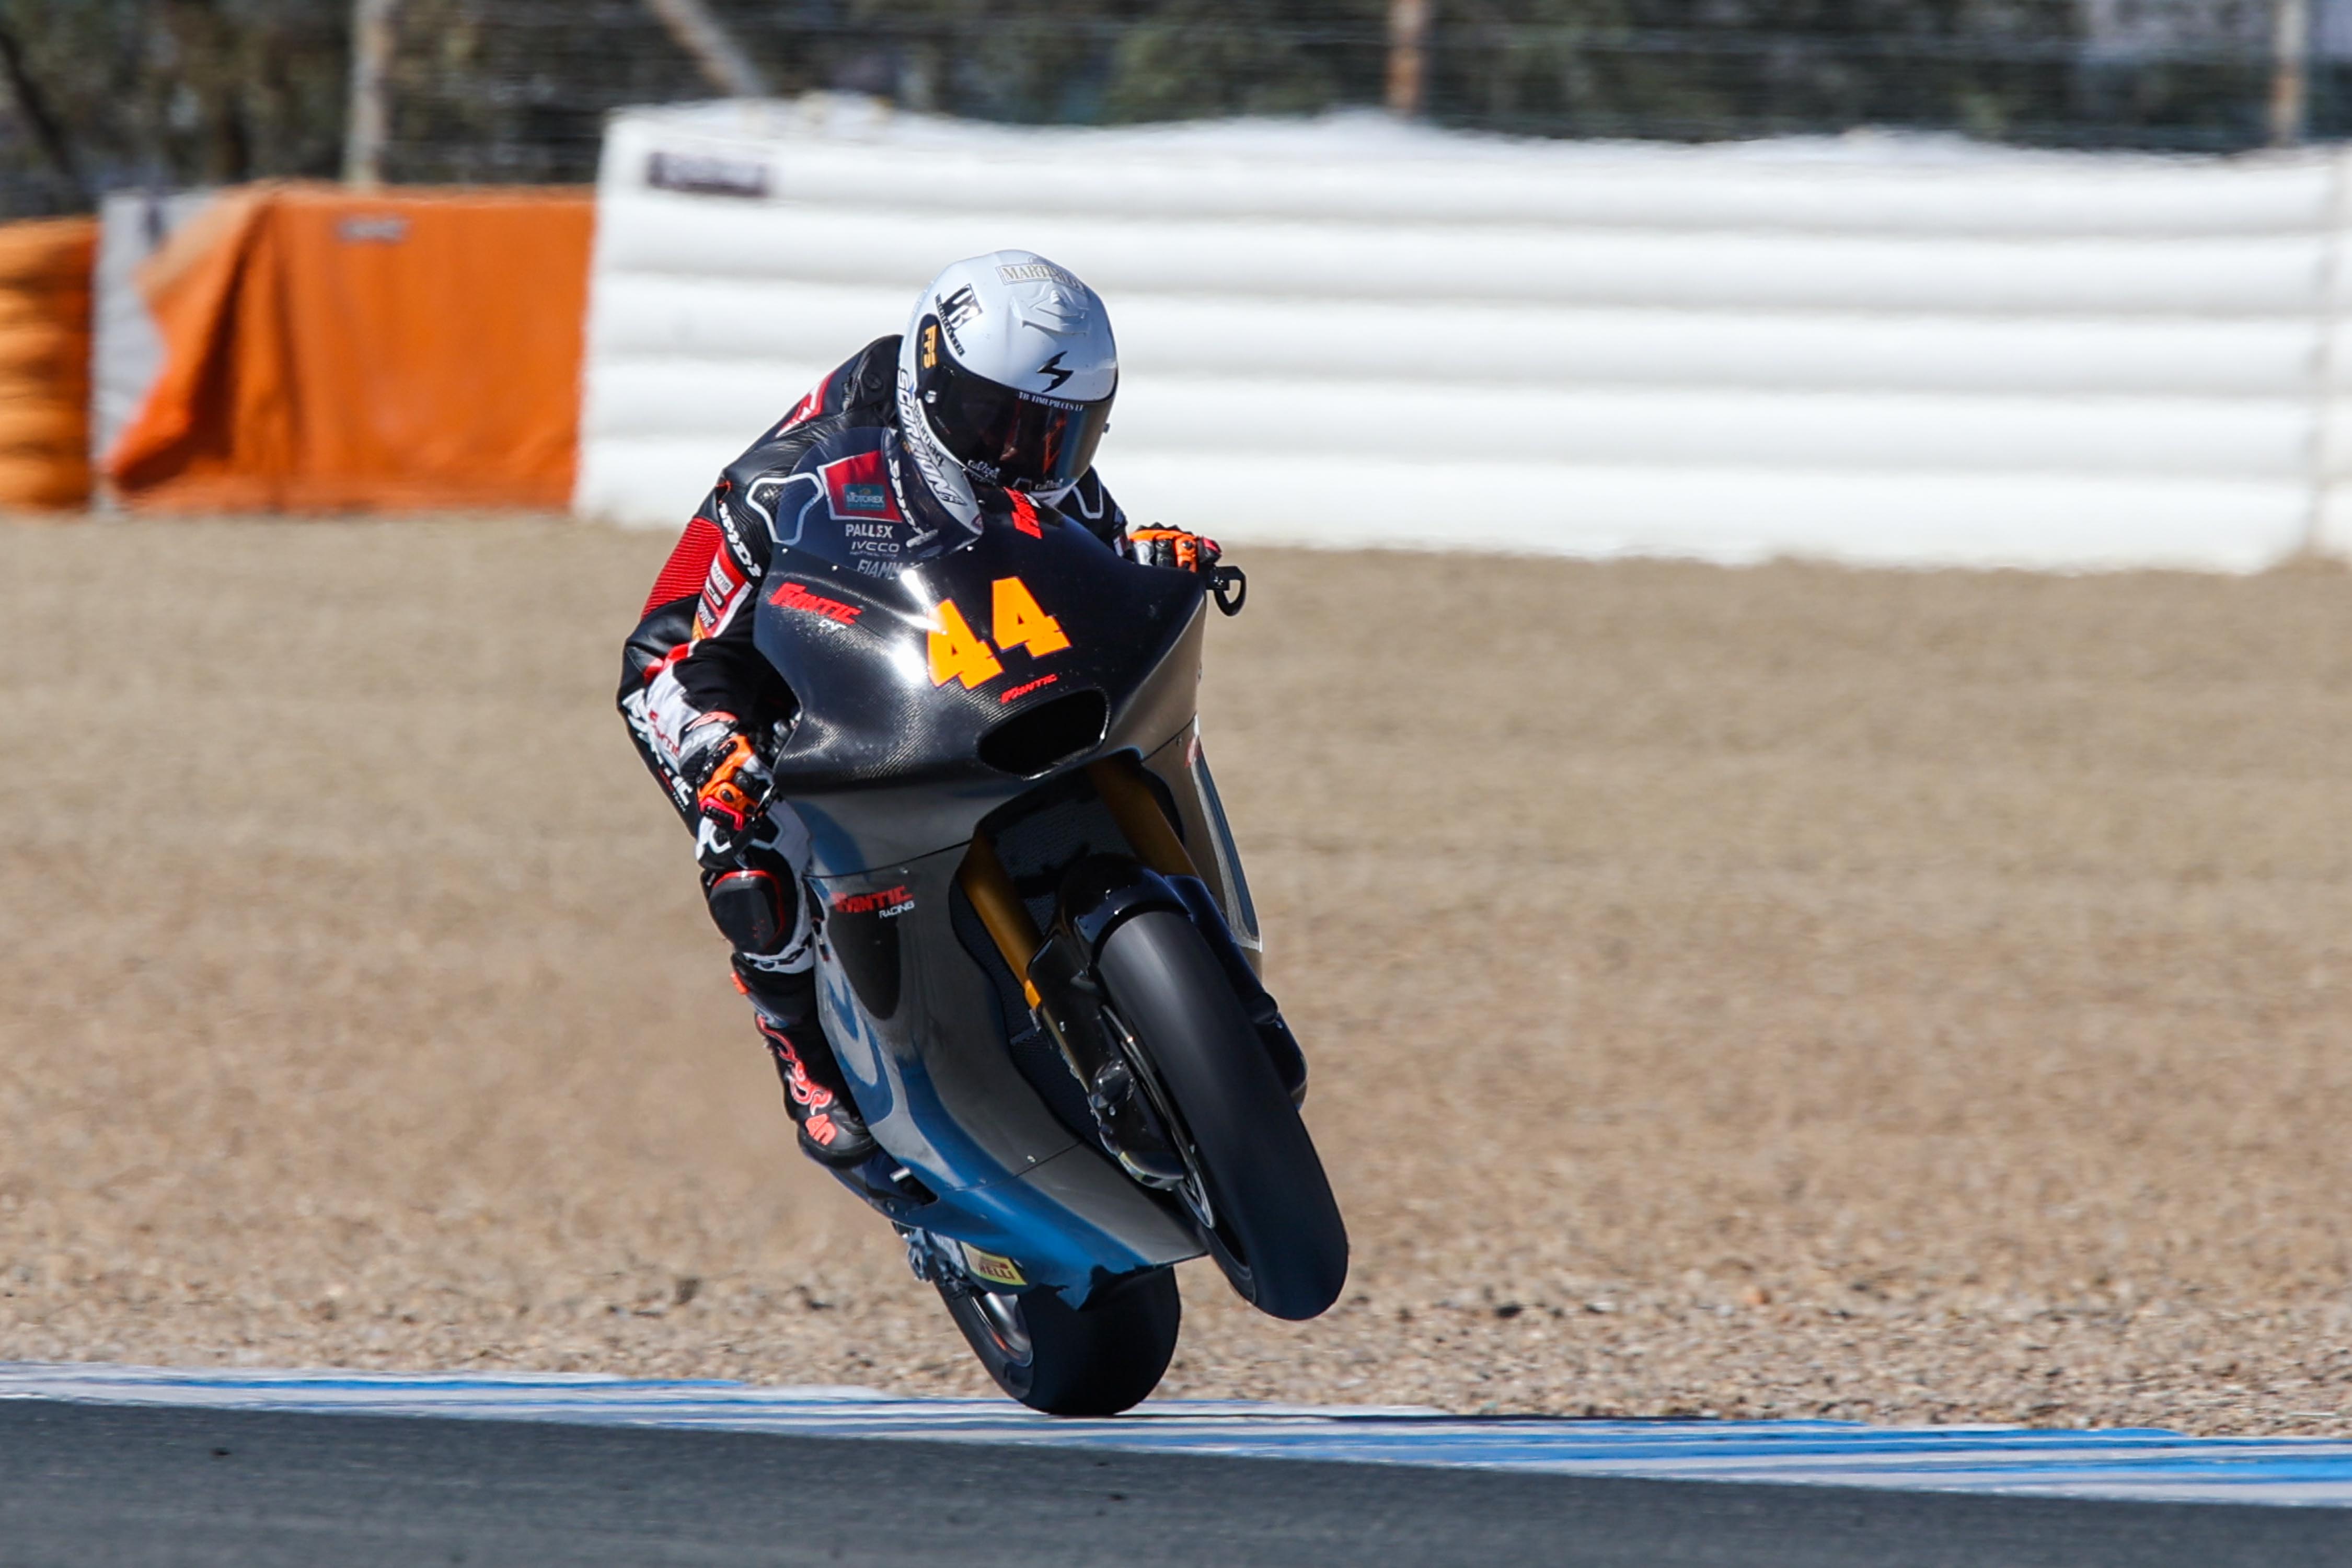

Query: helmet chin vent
<box><xmin>978</xmin><ymin>690</ymin><xmax>1110</xmax><ymax>778</ymax></box>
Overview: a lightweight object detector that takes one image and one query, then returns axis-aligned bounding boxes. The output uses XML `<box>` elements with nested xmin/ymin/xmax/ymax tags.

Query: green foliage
<box><xmin>0</xmin><ymin>0</ymin><xmax>348</xmax><ymax>212</ymax></box>
<box><xmin>0</xmin><ymin>0</ymin><xmax>2312</xmax><ymax>217</ymax></box>
<box><xmin>1096</xmin><ymin>0</ymin><xmax>1380</xmax><ymax>123</ymax></box>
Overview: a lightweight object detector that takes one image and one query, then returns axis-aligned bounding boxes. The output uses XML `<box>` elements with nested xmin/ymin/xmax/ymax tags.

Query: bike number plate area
<box><xmin>753</xmin><ymin>510</ymin><xmax>1208</xmax><ymax>871</ymax></box>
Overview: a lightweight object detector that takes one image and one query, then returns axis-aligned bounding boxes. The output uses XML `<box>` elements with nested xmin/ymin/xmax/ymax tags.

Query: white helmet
<box><xmin>895</xmin><ymin>250</ymin><xmax>1117</xmax><ymax>523</ymax></box>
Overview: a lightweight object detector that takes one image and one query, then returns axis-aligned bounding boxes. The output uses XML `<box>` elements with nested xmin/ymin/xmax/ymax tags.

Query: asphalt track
<box><xmin>10</xmin><ymin>1399</ymin><xmax>2352</xmax><ymax>1568</ymax></box>
<box><xmin>14</xmin><ymin>1366</ymin><xmax>2352</xmax><ymax>1503</ymax></box>
<box><xmin>6</xmin><ymin>1370</ymin><xmax>2352</xmax><ymax>1565</ymax></box>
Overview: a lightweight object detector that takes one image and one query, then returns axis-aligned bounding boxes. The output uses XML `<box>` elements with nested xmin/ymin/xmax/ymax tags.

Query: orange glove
<box><xmin>1127</xmin><ymin>527</ymin><xmax>1223</xmax><ymax>574</ymax></box>
<box><xmin>677</xmin><ymin>715</ymin><xmax>774</xmax><ymax>869</ymax></box>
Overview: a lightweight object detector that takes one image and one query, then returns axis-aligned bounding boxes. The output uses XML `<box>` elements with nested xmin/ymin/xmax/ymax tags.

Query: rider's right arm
<box><xmin>622</xmin><ymin>485</ymin><xmax>791</xmax><ymax>778</ymax></box>
<box><xmin>620</xmin><ymin>342</ymin><xmax>900</xmax><ymax>778</ymax></box>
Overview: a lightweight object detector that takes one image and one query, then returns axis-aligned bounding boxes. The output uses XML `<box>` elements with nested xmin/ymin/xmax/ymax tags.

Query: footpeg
<box><xmin>852</xmin><ymin>1156</ymin><xmax>933</xmax><ymax>1205</ymax></box>
<box><xmin>902</xmin><ymin>1226</ymin><xmax>942</xmax><ymax>1283</ymax></box>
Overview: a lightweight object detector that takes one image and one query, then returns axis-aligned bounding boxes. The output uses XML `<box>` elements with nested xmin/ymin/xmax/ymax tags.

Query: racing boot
<box><xmin>750</xmin><ymin>1002</ymin><xmax>878</xmax><ymax>1169</ymax></box>
<box><xmin>706</xmin><ymin>854</ymin><xmax>877</xmax><ymax>1170</ymax></box>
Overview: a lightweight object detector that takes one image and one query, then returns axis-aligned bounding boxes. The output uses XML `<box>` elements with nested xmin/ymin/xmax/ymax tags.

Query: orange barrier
<box><xmin>0</xmin><ymin>217</ymin><xmax>96</xmax><ymax>510</ymax></box>
<box><xmin>109</xmin><ymin>184</ymin><xmax>592</xmax><ymax>512</ymax></box>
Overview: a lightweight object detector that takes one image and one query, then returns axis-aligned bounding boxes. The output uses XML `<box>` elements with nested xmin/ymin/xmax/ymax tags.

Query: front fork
<box><xmin>956</xmin><ymin>756</ymin><xmax>1307</xmax><ymax>1190</ymax></box>
<box><xmin>959</xmin><ymin>799</ymin><xmax>1187</xmax><ymax>1189</ymax></box>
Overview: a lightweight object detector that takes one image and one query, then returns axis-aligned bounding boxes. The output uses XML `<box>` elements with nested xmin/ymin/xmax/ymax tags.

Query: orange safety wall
<box><xmin>0</xmin><ymin>217</ymin><xmax>96</xmax><ymax>510</ymax></box>
<box><xmin>109</xmin><ymin>185</ymin><xmax>592</xmax><ymax>512</ymax></box>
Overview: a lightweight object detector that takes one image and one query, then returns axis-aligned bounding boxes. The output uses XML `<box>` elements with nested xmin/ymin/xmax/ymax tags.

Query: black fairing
<box><xmin>756</xmin><ymin>502</ymin><xmax>1278</xmax><ymax>1301</ymax></box>
<box><xmin>754</xmin><ymin>506</ymin><xmax>1206</xmax><ymax>873</ymax></box>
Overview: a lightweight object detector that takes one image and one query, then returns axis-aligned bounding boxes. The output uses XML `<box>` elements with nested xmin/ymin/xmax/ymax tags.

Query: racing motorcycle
<box><xmin>752</xmin><ymin>488</ymin><xmax>1348</xmax><ymax>1416</ymax></box>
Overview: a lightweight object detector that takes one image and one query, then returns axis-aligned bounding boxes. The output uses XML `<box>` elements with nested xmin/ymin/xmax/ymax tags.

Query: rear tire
<box><xmin>1097</xmin><ymin>909</ymin><xmax>1349</xmax><ymax>1321</ymax></box>
<box><xmin>937</xmin><ymin>1266</ymin><xmax>1181</xmax><ymax>1416</ymax></box>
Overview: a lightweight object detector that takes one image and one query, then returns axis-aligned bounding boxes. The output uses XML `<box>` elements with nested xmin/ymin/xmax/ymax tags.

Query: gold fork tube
<box><xmin>958</xmin><ymin>829</ymin><xmax>1044</xmax><ymax>1007</ymax></box>
<box><xmin>1086</xmin><ymin>756</ymin><xmax>1197</xmax><ymax>880</ymax></box>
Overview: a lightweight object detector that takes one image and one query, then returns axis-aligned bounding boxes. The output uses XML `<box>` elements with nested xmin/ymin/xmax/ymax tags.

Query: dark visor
<box><xmin>916</xmin><ymin>316</ymin><xmax>1114</xmax><ymax>491</ymax></box>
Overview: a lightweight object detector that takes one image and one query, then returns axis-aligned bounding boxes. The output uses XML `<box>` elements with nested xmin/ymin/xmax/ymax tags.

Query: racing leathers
<box><xmin>617</xmin><ymin>335</ymin><xmax>1177</xmax><ymax>1169</ymax></box>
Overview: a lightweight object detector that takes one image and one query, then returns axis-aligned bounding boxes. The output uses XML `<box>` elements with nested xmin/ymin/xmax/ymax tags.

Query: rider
<box><xmin>618</xmin><ymin>250</ymin><xmax>1223</xmax><ymax>1170</ymax></box>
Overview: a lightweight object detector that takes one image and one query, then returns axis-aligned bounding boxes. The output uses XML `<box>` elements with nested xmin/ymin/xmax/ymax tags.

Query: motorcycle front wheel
<box><xmin>936</xmin><ymin>1265</ymin><xmax>1181</xmax><ymax>1416</ymax></box>
<box><xmin>1097</xmin><ymin>909</ymin><xmax>1350</xmax><ymax>1321</ymax></box>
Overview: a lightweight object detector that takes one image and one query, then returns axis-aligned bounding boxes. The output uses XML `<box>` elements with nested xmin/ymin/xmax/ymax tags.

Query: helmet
<box><xmin>895</xmin><ymin>250</ymin><xmax>1117</xmax><ymax>523</ymax></box>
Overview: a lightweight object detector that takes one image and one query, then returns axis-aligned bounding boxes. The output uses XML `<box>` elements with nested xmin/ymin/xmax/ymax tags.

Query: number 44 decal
<box><xmin>928</xmin><ymin>577</ymin><xmax>1071</xmax><ymax>689</ymax></box>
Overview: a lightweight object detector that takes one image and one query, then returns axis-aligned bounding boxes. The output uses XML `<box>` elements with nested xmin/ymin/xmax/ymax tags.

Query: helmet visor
<box><xmin>916</xmin><ymin>316</ymin><xmax>1114</xmax><ymax>491</ymax></box>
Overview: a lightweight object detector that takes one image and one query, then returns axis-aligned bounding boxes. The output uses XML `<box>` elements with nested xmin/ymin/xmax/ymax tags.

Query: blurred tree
<box><xmin>829</xmin><ymin>0</ymin><xmax>1119</xmax><ymax>123</ymax></box>
<box><xmin>0</xmin><ymin>0</ymin><xmax>347</xmax><ymax>212</ymax></box>
<box><xmin>0</xmin><ymin>0</ymin><xmax>2316</xmax><ymax>217</ymax></box>
<box><xmin>1425</xmin><ymin>0</ymin><xmax>2108</xmax><ymax>140</ymax></box>
<box><xmin>1100</xmin><ymin>0</ymin><xmax>1382</xmax><ymax>121</ymax></box>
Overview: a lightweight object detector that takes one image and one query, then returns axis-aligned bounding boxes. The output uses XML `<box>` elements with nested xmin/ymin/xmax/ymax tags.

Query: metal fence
<box><xmin>1</xmin><ymin>0</ymin><xmax>2346</xmax><ymax>215</ymax></box>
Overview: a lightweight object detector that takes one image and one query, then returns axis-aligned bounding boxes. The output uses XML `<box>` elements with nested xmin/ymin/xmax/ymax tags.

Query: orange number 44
<box><xmin>927</xmin><ymin>576</ymin><xmax>1071</xmax><ymax>689</ymax></box>
<box><xmin>927</xmin><ymin>598</ymin><xmax>1001</xmax><ymax>689</ymax></box>
<box><xmin>991</xmin><ymin>576</ymin><xmax>1070</xmax><ymax>657</ymax></box>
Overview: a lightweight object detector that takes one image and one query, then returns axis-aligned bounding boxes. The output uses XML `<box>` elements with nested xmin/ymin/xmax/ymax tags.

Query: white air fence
<box><xmin>580</xmin><ymin>100</ymin><xmax>2352</xmax><ymax>572</ymax></box>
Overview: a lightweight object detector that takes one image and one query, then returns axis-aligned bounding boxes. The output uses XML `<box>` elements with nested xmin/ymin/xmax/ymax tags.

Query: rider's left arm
<box><xmin>1076</xmin><ymin>469</ymin><xmax>1221</xmax><ymax>573</ymax></box>
<box><xmin>1057</xmin><ymin>468</ymin><xmax>1129</xmax><ymax>549</ymax></box>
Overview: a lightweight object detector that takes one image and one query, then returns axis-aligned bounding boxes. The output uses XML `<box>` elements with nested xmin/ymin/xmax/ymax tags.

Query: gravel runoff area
<box><xmin>4</xmin><ymin>518</ymin><xmax>2351</xmax><ymax>1436</ymax></box>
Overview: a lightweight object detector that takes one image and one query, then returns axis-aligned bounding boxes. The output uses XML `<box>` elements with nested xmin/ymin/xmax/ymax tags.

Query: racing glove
<box><xmin>676</xmin><ymin>713</ymin><xmax>774</xmax><ymax>870</ymax></box>
<box><xmin>1127</xmin><ymin>527</ymin><xmax>1222</xmax><ymax>574</ymax></box>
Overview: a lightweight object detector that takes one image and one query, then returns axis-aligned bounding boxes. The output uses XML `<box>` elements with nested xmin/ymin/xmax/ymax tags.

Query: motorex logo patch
<box><xmin>820</xmin><ymin>449</ymin><xmax>904</xmax><ymax>524</ymax></box>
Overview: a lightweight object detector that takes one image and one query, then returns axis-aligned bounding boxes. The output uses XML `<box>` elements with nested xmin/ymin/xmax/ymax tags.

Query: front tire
<box><xmin>937</xmin><ymin>1266</ymin><xmax>1181</xmax><ymax>1416</ymax></box>
<box><xmin>1097</xmin><ymin>909</ymin><xmax>1349</xmax><ymax>1321</ymax></box>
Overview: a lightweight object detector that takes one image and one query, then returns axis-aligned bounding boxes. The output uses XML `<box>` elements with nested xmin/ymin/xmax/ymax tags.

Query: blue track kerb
<box><xmin>4</xmin><ymin>1365</ymin><xmax>2349</xmax><ymax>1507</ymax></box>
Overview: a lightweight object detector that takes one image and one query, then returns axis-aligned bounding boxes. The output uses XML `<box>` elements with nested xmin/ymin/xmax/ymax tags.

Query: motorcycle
<box><xmin>748</xmin><ymin>487</ymin><xmax>1347</xmax><ymax>1416</ymax></box>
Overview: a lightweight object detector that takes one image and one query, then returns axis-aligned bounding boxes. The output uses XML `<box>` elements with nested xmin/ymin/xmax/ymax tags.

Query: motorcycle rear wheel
<box><xmin>1096</xmin><ymin>909</ymin><xmax>1350</xmax><ymax>1321</ymax></box>
<box><xmin>936</xmin><ymin>1266</ymin><xmax>1181</xmax><ymax>1416</ymax></box>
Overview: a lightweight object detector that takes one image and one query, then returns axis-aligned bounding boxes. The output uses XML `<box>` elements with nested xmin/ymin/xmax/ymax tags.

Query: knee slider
<box><xmin>707</xmin><ymin>866</ymin><xmax>789</xmax><ymax>955</ymax></box>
